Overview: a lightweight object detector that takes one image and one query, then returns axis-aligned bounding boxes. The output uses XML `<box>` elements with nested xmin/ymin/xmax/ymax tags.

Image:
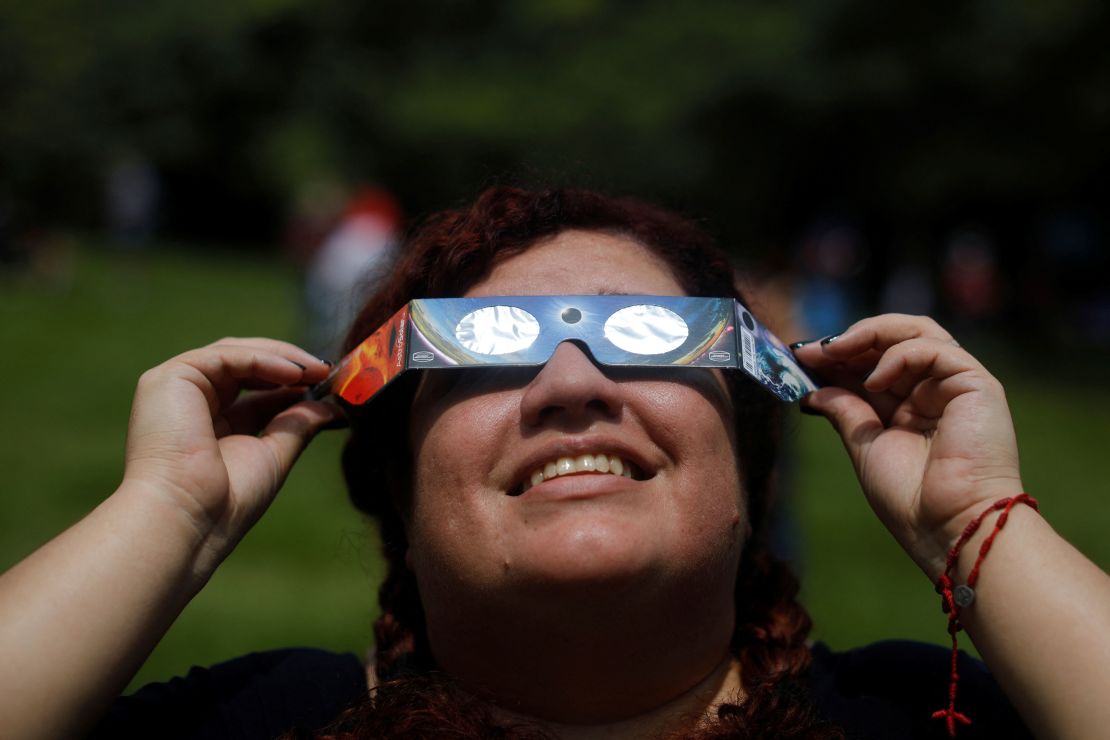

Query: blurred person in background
<box><xmin>940</xmin><ymin>229</ymin><xmax>1003</xmax><ymax>333</ymax></box>
<box><xmin>302</xmin><ymin>187</ymin><xmax>403</xmax><ymax>358</ymax></box>
<box><xmin>1030</xmin><ymin>209</ymin><xmax>1110</xmax><ymax>345</ymax></box>
<box><xmin>104</xmin><ymin>150</ymin><xmax>161</xmax><ymax>248</ymax></box>
<box><xmin>2</xmin><ymin>186</ymin><xmax>1109</xmax><ymax>739</ymax></box>
<box><xmin>879</xmin><ymin>245</ymin><xmax>935</xmax><ymax>318</ymax></box>
<box><xmin>793</xmin><ymin>219</ymin><xmax>868</xmax><ymax>341</ymax></box>
<box><xmin>285</xmin><ymin>180</ymin><xmax>347</xmax><ymax>270</ymax></box>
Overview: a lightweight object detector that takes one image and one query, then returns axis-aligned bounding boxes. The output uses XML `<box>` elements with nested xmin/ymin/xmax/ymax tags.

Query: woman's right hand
<box><xmin>0</xmin><ymin>338</ymin><xmax>343</xmax><ymax>740</ymax></box>
<box><xmin>122</xmin><ymin>338</ymin><xmax>342</xmax><ymax>569</ymax></box>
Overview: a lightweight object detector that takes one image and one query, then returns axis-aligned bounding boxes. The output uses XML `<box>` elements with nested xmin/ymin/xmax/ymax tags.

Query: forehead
<box><xmin>464</xmin><ymin>230</ymin><xmax>687</xmax><ymax>298</ymax></box>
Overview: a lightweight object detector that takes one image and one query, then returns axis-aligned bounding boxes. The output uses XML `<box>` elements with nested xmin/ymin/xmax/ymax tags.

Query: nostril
<box><xmin>586</xmin><ymin>398</ymin><xmax>617</xmax><ymax>416</ymax></box>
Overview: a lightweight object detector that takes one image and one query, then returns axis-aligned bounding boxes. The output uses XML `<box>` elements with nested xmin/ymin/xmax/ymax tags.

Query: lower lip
<box><xmin>516</xmin><ymin>472</ymin><xmax>642</xmax><ymax>502</ymax></box>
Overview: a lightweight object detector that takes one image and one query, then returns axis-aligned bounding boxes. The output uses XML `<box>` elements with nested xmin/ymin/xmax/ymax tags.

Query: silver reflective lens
<box><xmin>455</xmin><ymin>305</ymin><xmax>541</xmax><ymax>355</ymax></box>
<box><xmin>603</xmin><ymin>304</ymin><xmax>689</xmax><ymax>355</ymax></box>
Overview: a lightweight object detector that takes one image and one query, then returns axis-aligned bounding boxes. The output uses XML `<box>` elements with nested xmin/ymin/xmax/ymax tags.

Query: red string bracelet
<box><xmin>931</xmin><ymin>493</ymin><xmax>1039</xmax><ymax>737</ymax></box>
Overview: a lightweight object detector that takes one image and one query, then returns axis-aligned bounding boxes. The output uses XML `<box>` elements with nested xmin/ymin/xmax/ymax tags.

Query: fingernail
<box><xmin>789</xmin><ymin>339</ymin><xmax>818</xmax><ymax>350</ymax></box>
<box><xmin>820</xmin><ymin>334</ymin><xmax>841</xmax><ymax>346</ymax></box>
<box><xmin>862</xmin><ymin>369</ymin><xmax>874</xmax><ymax>382</ymax></box>
<box><xmin>289</xmin><ymin>360</ymin><xmax>307</xmax><ymax>371</ymax></box>
<box><xmin>316</xmin><ymin>357</ymin><xmax>333</xmax><ymax>367</ymax></box>
<box><xmin>799</xmin><ymin>403</ymin><xmax>821</xmax><ymax>416</ymax></box>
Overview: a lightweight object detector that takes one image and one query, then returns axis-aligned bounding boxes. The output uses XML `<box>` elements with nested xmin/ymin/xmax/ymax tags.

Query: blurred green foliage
<box><xmin>3</xmin><ymin>0</ymin><xmax>1110</xmax><ymax>252</ymax></box>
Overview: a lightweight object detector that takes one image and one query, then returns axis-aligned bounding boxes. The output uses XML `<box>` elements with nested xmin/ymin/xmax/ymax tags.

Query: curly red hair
<box><xmin>318</xmin><ymin>186</ymin><xmax>842</xmax><ymax>738</ymax></box>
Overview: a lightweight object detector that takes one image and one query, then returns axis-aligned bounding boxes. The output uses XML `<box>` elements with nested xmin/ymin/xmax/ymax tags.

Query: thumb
<box><xmin>802</xmin><ymin>386</ymin><xmax>884</xmax><ymax>468</ymax></box>
<box><xmin>258</xmin><ymin>399</ymin><xmax>347</xmax><ymax>477</ymax></box>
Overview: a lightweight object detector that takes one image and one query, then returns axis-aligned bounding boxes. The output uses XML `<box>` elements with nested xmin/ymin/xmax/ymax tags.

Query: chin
<box><xmin>532</xmin><ymin>549</ymin><xmax>659</xmax><ymax>590</ymax></box>
<box><xmin>506</xmin><ymin>515</ymin><xmax>703</xmax><ymax>592</ymax></box>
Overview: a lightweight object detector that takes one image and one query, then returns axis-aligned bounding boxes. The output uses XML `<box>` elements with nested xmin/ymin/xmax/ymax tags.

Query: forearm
<box><xmin>953</xmin><ymin>506</ymin><xmax>1110</xmax><ymax>739</ymax></box>
<box><xmin>0</xmin><ymin>482</ymin><xmax>217</xmax><ymax>740</ymax></box>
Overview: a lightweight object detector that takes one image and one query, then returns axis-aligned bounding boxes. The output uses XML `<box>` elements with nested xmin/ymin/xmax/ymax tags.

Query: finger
<box><xmin>172</xmin><ymin>345</ymin><xmax>328</xmax><ymax>414</ymax></box>
<box><xmin>237</xmin><ymin>378</ymin><xmax>311</xmax><ymax>392</ymax></box>
<box><xmin>892</xmin><ymin>369</ymin><xmax>1005</xmax><ymax>426</ymax></box>
<box><xmin>197</xmin><ymin>339</ymin><xmax>331</xmax><ymax>403</ymax></box>
<box><xmin>216</xmin><ymin>387</ymin><xmax>307</xmax><ymax>438</ymax></box>
<box><xmin>795</xmin><ymin>314</ymin><xmax>955</xmax><ymax>369</ymax></box>
<box><xmin>213</xmin><ymin>399</ymin><xmax>345</xmax><ymax>521</ymax></box>
<box><xmin>255</xmin><ymin>400</ymin><xmax>347</xmax><ymax>477</ymax></box>
<box><xmin>205</xmin><ymin>337</ymin><xmax>333</xmax><ymax>374</ymax></box>
<box><xmin>801</xmin><ymin>386</ymin><xmax>885</xmax><ymax>468</ymax></box>
<box><xmin>792</xmin><ymin>343</ymin><xmax>883</xmax><ymax>381</ymax></box>
<box><xmin>195</xmin><ymin>340</ymin><xmax>331</xmax><ymax>383</ymax></box>
<box><xmin>862</xmin><ymin>337</ymin><xmax>983</xmax><ymax>397</ymax></box>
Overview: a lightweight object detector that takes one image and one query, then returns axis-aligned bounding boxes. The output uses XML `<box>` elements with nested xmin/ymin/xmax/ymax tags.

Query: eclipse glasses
<box><xmin>310</xmin><ymin>295</ymin><xmax>818</xmax><ymax>405</ymax></box>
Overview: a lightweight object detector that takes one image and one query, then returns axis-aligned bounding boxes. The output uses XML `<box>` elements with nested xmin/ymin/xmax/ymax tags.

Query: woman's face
<box><xmin>405</xmin><ymin>230</ymin><xmax>746</xmax><ymax>610</ymax></box>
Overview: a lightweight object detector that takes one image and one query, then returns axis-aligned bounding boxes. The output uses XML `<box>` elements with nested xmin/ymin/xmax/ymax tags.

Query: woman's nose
<box><xmin>519</xmin><ymin>341</ymin><xmax>624</xmax><ymax>427</ymax></box>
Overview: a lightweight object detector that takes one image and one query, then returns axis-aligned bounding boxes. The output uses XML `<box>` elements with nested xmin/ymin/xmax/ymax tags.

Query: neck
<box><xmin>423</xmin><ymin>577</ymin><xmax>740</xmax><ymax>736</ymax></box>
<box><xmin>504</xmin><ymin>651</ymin><xmax>743</xmax><ymax>740</ymax></box>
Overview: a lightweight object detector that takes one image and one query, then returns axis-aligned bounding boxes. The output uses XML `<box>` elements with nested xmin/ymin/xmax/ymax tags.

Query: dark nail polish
<box><xmin>316</xmin><ymin>357</ymin><xmax>333</xmax><ymax>367</ymax></box>
<box><xmin>862</xmin><ymin>369</ymin><xmax>874</xmax><ymax>382</ymax></box>
<box><xmin>789</xmin><ymin>339</ymin><xmax>818</xmax><ymax>350</ymax></box>
<box><xmin>820</xmin><ymin>334</ymin><xmax>841</xmax><ymax>346</ymax></box>
<box><xmin>289</xmin><ymin>360</ymin><xmax>307</xmax><ymax>371</ymax></box>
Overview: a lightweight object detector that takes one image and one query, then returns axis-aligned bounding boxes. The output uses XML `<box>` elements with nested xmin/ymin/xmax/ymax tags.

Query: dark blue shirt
<box><xmin>91</xmin><ymin>641</ymin><xmax>1031</xmax><ymax>739</ymax></box>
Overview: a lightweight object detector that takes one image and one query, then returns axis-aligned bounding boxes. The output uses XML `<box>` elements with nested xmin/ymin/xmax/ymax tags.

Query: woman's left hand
<box><xmin>792</xmin><ymin>314</ymin><xmax>1024</xmax><ymax>579</ymax></box>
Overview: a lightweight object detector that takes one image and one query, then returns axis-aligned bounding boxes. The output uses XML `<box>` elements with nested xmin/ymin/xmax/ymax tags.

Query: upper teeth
<box><xmin>522</xmin><ymin>453</ymin><xmax>633</xmax><ymax>492</ymax></box>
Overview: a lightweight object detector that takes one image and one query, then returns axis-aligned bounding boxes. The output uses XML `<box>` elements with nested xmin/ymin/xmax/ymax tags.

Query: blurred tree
<box><xmin>1</xmin><ymin>0</ymin><xmax>1108</xmax><ymax>264</ymax></box>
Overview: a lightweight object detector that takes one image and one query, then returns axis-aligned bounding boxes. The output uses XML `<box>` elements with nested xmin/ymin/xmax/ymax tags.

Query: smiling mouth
<box><xmin>509</xmin><ymin>453</ymin><xmax>644</xmax><ymax>496</ymax></box>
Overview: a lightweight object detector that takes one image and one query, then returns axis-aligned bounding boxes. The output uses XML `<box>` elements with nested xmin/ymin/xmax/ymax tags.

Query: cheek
<box><xmin>406</xmin><ymin>445</ymin><xmax>484</xmax><ymax>585</ymax></box>
<box><xmin>641</xmin><ymin>379</ymin><xmax>739</xmax><ymax>469</ymax></box>
<box><xmin>409</xmin><ymin>411</ymin><xmax>482</xmax><ymax>525</ymax></box>
<box><xmin>643</xmin><ymin>382</ymin><xmax>745</xmax><ymax>532</ymax></box>
<box><xmin>406</xmin><ymin>394</ymin><xmax>517</xmax><ymax>562</ymax></box>
<box><xmin>410</xmin><ymin>388</ymin><xmax>509</xmax><ymax>491</ymax></box>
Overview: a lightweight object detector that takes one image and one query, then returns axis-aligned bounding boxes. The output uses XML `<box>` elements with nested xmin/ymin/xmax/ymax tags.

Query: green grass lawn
<box><xmin>2</xmin><ymin>241</ymin><xmax>1108</xmax><ymax>690</ymax></box>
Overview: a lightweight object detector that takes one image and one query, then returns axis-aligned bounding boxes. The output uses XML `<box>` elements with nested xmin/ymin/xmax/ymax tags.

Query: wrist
<box><xmin>915</xmin><ymin>481</ymin><xmax>1028</xmax><ymax>583</ymax></box>
<box><xmin>947</xmin><ymin>498</ymin><xmax>1041</xmax><ymax>587</ymax></box>
<box><xmin>112</xmin><ymin>478</ymin><xmax>230</xmax><ymax>590</ymax></box>
<box><xmin>928</xmin><ymin>492</ymin><xmax>1040</xmax><ymax>735</ymax></box>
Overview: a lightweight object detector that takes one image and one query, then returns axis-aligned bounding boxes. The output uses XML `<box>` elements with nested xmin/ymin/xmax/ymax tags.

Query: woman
<box><xmin>2</xmin><ymin>186</ymin><xmax>1108</xmax><ymax>739</ymax></box>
